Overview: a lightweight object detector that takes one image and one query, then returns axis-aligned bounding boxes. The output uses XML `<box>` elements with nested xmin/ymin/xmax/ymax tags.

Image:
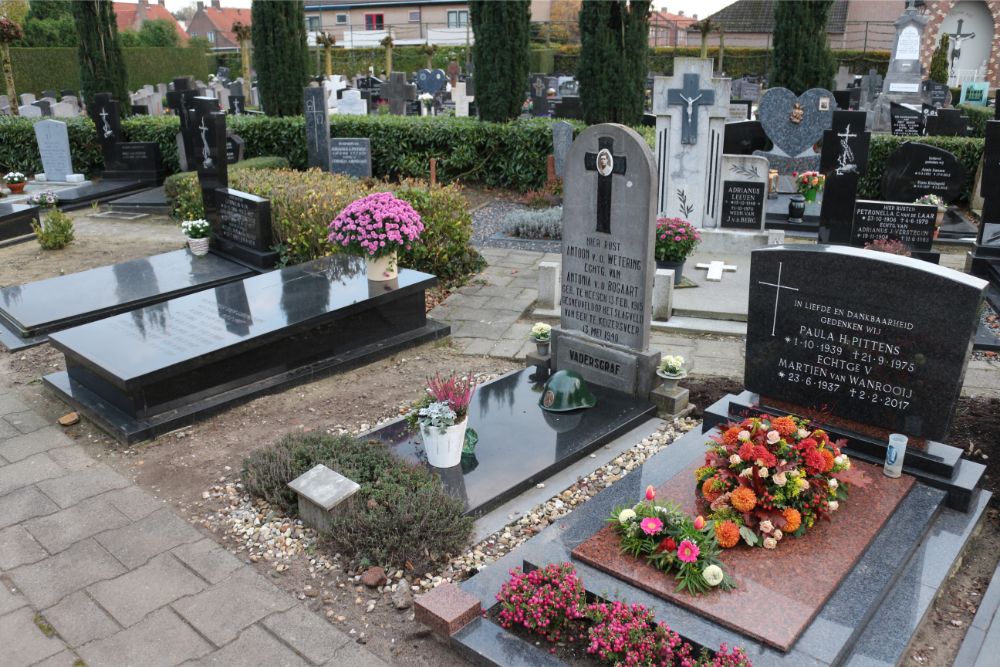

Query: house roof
<box><xmin>695</xmin><ymin>0</ymin><xmax>849</xmax><ymax>34</ymax></box>
<box><xmin>303</xmin><ymin>0</ymin><xmax>467</xmax><ymax>9</ymax></box>
<box><xmin>113</xmin><ymin>2</ymin><xmax>188</xmax><ymax>41</ymax></box>
<box><xmin>197</xmin><ymin>6</ymin><xmax>252</xmax><ymax>45</ymax></box>
<box><xmin>651</xmin><ymin>10</ymin><xmax>698</xmax><ymax>30</ymax></box>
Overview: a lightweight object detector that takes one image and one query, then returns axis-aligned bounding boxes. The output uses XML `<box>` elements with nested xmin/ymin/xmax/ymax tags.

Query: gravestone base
<box><xmin>551</xmin><ymin>328</ymin><xmax>660</xmax><ymax>398</ymax></box>
<box><xmin>0</xmin><ymin>203</ymin><xmax>40</xmax><ymax>248</ymax></box>
<box><xmin>910</xmin><ymin>249</ymin><xmax>940</xmax><ymax>264</ymax></box>
<box><xmin>649</xmin><ymin>384</ymin><xmax>689</xmax><ymax>418</ymax></box>
<box><xmin>210</xmin><ymin>237</ymin><xmax>279</xmax><ymax>270</ymax></box>
<box><xmin>52</xmin><ymin>179</ymin><xmax>151</xmax><ymax>211</ymax></box>
<box><xmin>524</xmin><ymin>350</ymin><xmax>550</xmax><ymax>369</ymax></box>
<box><xmin>35</xmin><ymin>173</ymin><xmax>85</xmax><ymax>184</ymax></box>
<box><xmin>697</xmin><ymin>228</ymin><xmax>770</xmax><ymax>253</ymax></box>
<box><xmin>702</xmin><ymin>390</ymin><xmax>984</xmax><ymax>511</ymax></box>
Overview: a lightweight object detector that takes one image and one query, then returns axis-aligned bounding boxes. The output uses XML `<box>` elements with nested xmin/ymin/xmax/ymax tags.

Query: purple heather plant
<box><xmin>425</xmin><ymin>371</ymin><xmax>476</xmax><ymax>421</ymax></box>
<box><xmin>328</xmin><ymin>192</ymin><xmax>424</xmax><ymax>258</ymax></box>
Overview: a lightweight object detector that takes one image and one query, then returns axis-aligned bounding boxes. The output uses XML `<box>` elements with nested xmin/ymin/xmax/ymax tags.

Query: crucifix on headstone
<box><xmin>583</xmin><ymin>136</ymin><xmax>627</xmax><ymax>234</ymax></box>
<box><xmin>99</xmin><ymin>108</ymin><xmax>113</xmax><ymax>138</ymax></box>
<box><xmin>666</xmin><ymin>73</ymin><xmax>715</xmax><ymax>145</ymax></box>
<box><xmin>947</xmin><ymin>19</ymin><xmax>976</xmax><ymax>74</ymax></box>
<box><xmin>758</xmin><ymin>261</ymin><xmax>799</xmax><ymax>337</ymax></box>
<box><xmin>835</xmin><ymin>125</ymin><xmax>858</xmax><ymax>174</ymax></box>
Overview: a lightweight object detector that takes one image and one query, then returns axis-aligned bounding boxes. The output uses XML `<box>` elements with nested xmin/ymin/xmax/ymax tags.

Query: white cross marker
<box><xmin>758</xmin><ymin>261</ymin><xmax>799</xmax><ymax>337</ymax></box>
<box><xmin>695</xmin><ymin>261</ymin><xmax>737</xmax><ymax>282</ymax></box>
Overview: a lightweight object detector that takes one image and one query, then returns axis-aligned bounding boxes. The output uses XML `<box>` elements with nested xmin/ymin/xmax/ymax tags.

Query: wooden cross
<box><xmin>666</xmin><ymin>73</ymin><xmax>715</xmax><ymax>145</ymax></box>
<box><xmin>583</xmin><ymin>136</ymin><xmax>627</xmax><ymax>234</ymax></box>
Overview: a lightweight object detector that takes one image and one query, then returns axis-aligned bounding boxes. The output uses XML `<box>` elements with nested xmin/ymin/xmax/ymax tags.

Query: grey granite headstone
<box><xmin>34</xmin><ymin>119</ymin><xmax>75</xmax><ymax>182</ymax></box>
<box><xmin>287</xmin><ymin>464</ymin><xmax>360</xmax><ymax>532</ymax></box>
<box><xmin>330</xmin><ymin>138</ymin><xmax>372</xmax><ymax>178</ymax></box>
<box><xmin>719</xmin><ymin>155</ymin><xmax>768</xmax><ymax>230</ymax></box>
<box><xmin>756</xmin><ymin>87</ymin><xmax>834</xmax><ymax>158</ymax></box>
<box><xmin>552</xmin><ymin>121</ymin><xmax>574</xmax><ymax>179</ymax></box>
<box><xmin>304</xmin><ymin>87</ymin><xmax>330</xmax><ymax>171</ymax></box>
<box><xmin>746</xmin><ymin>245</ymin><xmax>985</xmax><ymax>441</ymax></box>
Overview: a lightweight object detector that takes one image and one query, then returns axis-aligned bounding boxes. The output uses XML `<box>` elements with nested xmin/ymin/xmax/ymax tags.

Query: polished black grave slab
<box><xmin>365</xmin><ymin>368</ymin><xmax>656</xmax><ymax>517</ymax></box>
<box><xmin>44</xmin><ymin>255</ymin><xmax>449</xmax><ymax>443</ymax></box>
<box><xmin>51</xmin><ymin>179</ymin><xmax>152</xmax><ymax>212</ymax></box>
<box><xmin>0</xmin><ymin>249</ymin><xmax>254</xmax><ymax>351</ymax></box>
<box><xmin>0</xmin><ymin>203</ymin><xmax>40</xmax><ymax>247</ymax></box>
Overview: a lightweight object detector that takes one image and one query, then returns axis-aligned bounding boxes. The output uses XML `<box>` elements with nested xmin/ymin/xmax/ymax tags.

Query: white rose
<box><xmin>740</xmin><ymin>468</ymin><xmax>754</xmax><ymax>478</ymax></box>
<box><xmin>773</xmin><ymin>472</ymin><xmax>787</xmax><ymax>487</ymax></box>
<box><xmin>738</xmin><ymin>430</ymin><xmax>751</xmax><ymax>441</ymax></box>
<box><xmin>729</xmin><ymin>454</ymin><xmax>742</xmax><ymax>466</ymax></box>
<box><xmin>773</xmin><ymin>529</ymin><xmax>783</xmax><ymax>540</ymax></box>
<box><xmin>702</xmin><ymin>564</ymin><xmax>724</xmax><ymax>587</ymax></box>
<box><xmin>763</xmin><ymin>537</ymin><xmax>778</xmax><ymax>550</ymax></box>
<box><xmin>797</xmin><ymin>428</ymin><xmax>810</xmax><ymax>439</ymax></box>
<box><xmin>618</xmin><ymin>509</ymin><xmax>636</xmax><ymax>524</ymax></box>
<box><xmin>829</xmin><ymin>501</ymin><xmax>839</xmax><ymax>511</ymax></box>
<box><xmin>759</xmin><ymin>467</ymin><xmax>769</xmax><ymax>478</ymax></box>
<box><xmin>834</xmin><ymin>454</ymin><xmax>845</xmax><ymax>466</ymax></box>
<box><xmin>759</xmin><ymin>520</ymin><xmax>774</xmax><ymax>533</ymax></box>
<box><xmin>766</xmin><ymin>430</ymin><xmax>780</xmax><ymax>444</ymax></box>
<box><xmin>828</xmin><ymin>479</ymin><xmax>838</xmax><ymax>489</ymax></box>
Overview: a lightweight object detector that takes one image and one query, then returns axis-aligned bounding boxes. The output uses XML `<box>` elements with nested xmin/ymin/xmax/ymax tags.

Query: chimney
<box><xmin>693</xmin><ymin>14</ymin><xmax>698</xmax><ymax>19</ymax></box>
<box><xmin>211</xmin><ymin>0</ymin><xmax>221</xmax><ymax>8</ymax></box>
<box><xmin>197</xmin><ymin>1</ymin><xmax>204</xmax><ymax>10</ymax></box>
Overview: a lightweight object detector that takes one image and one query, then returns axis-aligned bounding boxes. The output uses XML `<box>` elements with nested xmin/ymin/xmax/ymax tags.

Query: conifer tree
<box><xmin>469</xmin><ymin>0</ymin><xmax>530</xmax><ymax>122</ymax></box>
<box><xmin>771</xmin><ymin>0</ymin><xmax>835</xmax><ymax>93</ymax></box>
<box><xmin>577</xmin><ymin>0</ymin><xmax>649</xmax><ymax>126</ymax></box>
<box><xmin>251</xmin><ymin>0</ymin><xmax>308</xmax><ymax>116</ymax></box>
<box><xmin>929</xmin><ymin>33</ymin><xmax>949</xmax><ymax>85</ymax></box>
<box><xmin>73</xmin><ymin>0</ymin><xmax>129</xmax><ymax>106</ymax></box>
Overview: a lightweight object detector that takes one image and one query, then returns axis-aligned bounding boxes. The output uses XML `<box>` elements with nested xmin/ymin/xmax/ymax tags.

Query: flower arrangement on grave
<box><xmin>530</xmin><ymin>322</ymin><xmax>551</xmax><ymax>342</ymax></box>
<box><xmin>696</xmin><ymin>415</ymin><xmax>853</xmax><ymax>550</ymax></box>
<box><xmin>407</xmin><ymin>371</ymin><xmax>476</xmax><ymax>468</ymax></box>
<box><xmin>3</xmin><ymin>171</ymin><xmax>26</xmax><ymax>185</ymax></box>
<box><xmin>792</xmin><ymin>171</ymin><xmax>825</xmax><ymax>202</ymax></box>
<box><xmin>181</xmin><ymin>219</ymin><xmax>211</xmax><ymax>256</ymax></box>
<box><xmin>611</xmin><ymin>485</ymin><xmax>734</xmax><ymax>595</ymax></box>
<box><xmin>418</xmin><ymin>92</ymin><xmax>433</xmax><ymax>112</ymax></box>
<box><xmin>658</xmin><ymin>355</ymin><xmax>686</xmax><ymax>377</ymax></box>
<box><xmin>915</xmin><ymin>194</ymin><xmax>946</xmax><ymax>231</ymax></box>
<box><xmin>654</xmin><ymin>218</ymin><xmax>701</xmax><ymax>264</ymax></box>
<box><xmin>864</xmin><ymin>238</ymin><xmax>912</xmax><ymax>257</ymax></box>
<box><xmin>328</xmin><ymin>192</ymin><xmax>423</xmax><ymax>281</ymax></box>
<box><xmin>27</xmin><ymin>190</ymin><xmax>57</xmax><ymax>208</ymax></box>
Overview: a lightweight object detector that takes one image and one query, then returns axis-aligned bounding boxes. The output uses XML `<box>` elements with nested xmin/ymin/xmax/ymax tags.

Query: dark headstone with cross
<box><xmin>666</xmin><ymin>73</ymin><xmax>715</xmax><ymax>145</ymax></box>
<box><xmin>88</xmin><ymin>94</ymin><xmax>123</xmax><ymax>170</ymax></box>
<box><xmin>583</xmin><ymin>137</ymin><xmax>627</xmax><ymax>234</ymax></box>
<box><xmin>529</xmin><ymin>74</ymin><xmax>549</xmax><ymax>117</ymax></box>
<box><xmin>382</xmin><ymin>72</ymin><xmax>416</xmax><ymax>115</ymax></box>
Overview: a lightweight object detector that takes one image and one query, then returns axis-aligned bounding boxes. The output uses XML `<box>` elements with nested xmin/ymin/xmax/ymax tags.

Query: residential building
<box><xmin>187</xmin><ymin>0</ymin><xmax>252</xmax><ymax>51</ymax></box>
<box><xmin>113</xmin><ymin>0</ymin><xmax>188</xmax><ymax>42</ymax></box>
<box><xmin>303</xmin><ymin>0</ymin><xmax>471</xmax><ymax>46</ymax></box>
<box><xmin>649</xmin><ymin>8</ymin><xmax>698</xmax><ymax>48</ymax></box>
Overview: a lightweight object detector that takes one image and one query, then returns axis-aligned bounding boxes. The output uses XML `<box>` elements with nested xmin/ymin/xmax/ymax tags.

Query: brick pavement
<box><xmin>0</xmin><ymin>393</ymin><xmax>386</xmax><ymax>667</ymax></box>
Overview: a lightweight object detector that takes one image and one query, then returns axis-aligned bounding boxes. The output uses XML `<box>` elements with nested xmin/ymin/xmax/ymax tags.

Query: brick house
<box><xmin>187</xmin><ymin>0</ymin><xmax>252</xmax><ymax>51</ymax></box>
<box><xmin>113</xmin><ymin>0</ymin><xmax>188</xmax><ymax>42</ymax></box>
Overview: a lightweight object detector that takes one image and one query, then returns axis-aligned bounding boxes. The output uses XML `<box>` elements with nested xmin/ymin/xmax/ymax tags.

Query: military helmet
<box><xmin>539</xmin><ymin>370</ymin><xmax>597</xmax><ymax>412</ymax></box>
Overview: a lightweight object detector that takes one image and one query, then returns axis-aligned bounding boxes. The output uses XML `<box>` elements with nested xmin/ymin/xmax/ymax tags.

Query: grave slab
<box><xmin>0</xmin><ymin>203</ymin><xmax>40</xmax><ymax>248</ymax></box>
<box><xmin>365</xmin><ymin>368</ymin><xmax>655</xmax><ymax>516</ymax></box>
<box><xmin>0</xmin><ymin>250</ymin><xmax>254</xmax><ymax>351</ymax></box>
<box><xmin>44</xmin><ymin>256</ymin><xmax>449</xmax><ymax>443</ymax></box>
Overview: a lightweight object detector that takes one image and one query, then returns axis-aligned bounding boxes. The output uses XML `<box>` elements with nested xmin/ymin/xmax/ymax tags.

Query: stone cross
<box><xmin>452</xmin><ymin>82</ymin><xmax>473</xmax><ymax>117</ymax></box>
<box><xmin>532</xmin><ymin>78</ymin><xmax>546</xmax><ymax>98</ymax></box>
<box><xmin>695</xmin><ymin>261</ymin><xmax>737</xmax><ymax>282</ymax></box>
<box><xmin>666</xmin><ymin>73</ymin><xmax>715</xmax><ymax>145</ymax></box>
<box><xmin>583</xmin><ymin>136</ymin><xmax>627</xmax><ymax>234</ymax></box>
<box><xmin>382</xmin><ymin>73</ymin><xmax>416</xmax><ymax>115</ymax></box>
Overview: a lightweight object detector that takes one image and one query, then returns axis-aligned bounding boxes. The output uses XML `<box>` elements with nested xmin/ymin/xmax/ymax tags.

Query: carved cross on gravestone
<box><xmin>532</xmin><ymin>78</ymin><xmax>546</xmax><ymax>98</ymax></box>
<box><xmin>382</xmin><ymin>73</ymin><xmax>416</xmax><ymax>115</ymax></box>
<box><xmin>757</xmin><ymin>261</ymin><xmax>800</xmax><ymax>337</ymax></box>
<box><xmin>666</xmin><ymin>73</ymin><xmax>715</xmax><ymax>145</ymax></box>
<box><xmin>583</xmin><ymin>136</ymin><xmax>627</xmax><ymax>234</ymax></box>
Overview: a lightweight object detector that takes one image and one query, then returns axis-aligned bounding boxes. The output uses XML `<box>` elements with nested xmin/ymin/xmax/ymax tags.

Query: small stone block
<box><xmin>767</xmin><ymin>229</ymin><xmax>786</xmax><ymax>245</ymax></box>
<box><xmin>287</xmin><ymin>464</ymin><xmax>359</xmax><ymax>511</ymax></box>
<box><xmin>57</xmin><ymin>412</ymin><xmax>79</xmax><ymax>427</ymax></box>
<box><xmin>653</xmin><ymin>269</ymin><xmax>674</xmax><ymax>321</ymax></box>
<box><xmin>537</xmin><ymin>261</ymin><xmax>559</xmax><ymax>310</ymax></box>
<box><xmin>524</xmin><ymin>350</ymin><xmax>550</xmax><ymax>368</ymax></box>
<box><xmin>414</xmin><ymin>582</ymin><xmax>481</xmax><ymax>637</ymax></box>
<box><xmin>650</xmin><ymin>384</ymin><xmax>689</xmax><ymax>418</ymax></box>
<box><xmin>66</xmin><ymin>174</ymin><xmax>85</xmax><ymax>183</ymax></box>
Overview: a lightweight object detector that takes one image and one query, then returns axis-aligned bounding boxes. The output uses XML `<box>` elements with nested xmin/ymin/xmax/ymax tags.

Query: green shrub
<box><xmin>242</xmin><ymin>432</ymin><xmax>472</xmax><ymax>571</ymax></box>
<box><xmin>162</xmin><ymin>156</ymin><xmax>291</xmax><ymax>221</ymax></box>
<box><xmin>31</xmin><ymin>210</ymin><xmax>74</xmax><ymax>250</ymax></box>
<box><xmin>503</xmin><ymin>206</ymin><xmax>562</xmax><ymax>239</ymax></box>
<box><xmin>958</xmin><ymin>104</ymin><xmax>992</xmax><ymax>138</ymax></box>
<box><xmin>394</xmin><ymin>180</ymin><xmax>485</xmax><ymax>281</ymax></box>
<box><xmin>861</xmin><ymin>135</ymin><xmax>983</xmax><ymax>203</ymax></box>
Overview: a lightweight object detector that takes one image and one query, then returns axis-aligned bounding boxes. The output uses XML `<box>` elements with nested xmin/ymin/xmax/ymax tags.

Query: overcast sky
<box><xmin>157</xmin><ymin>0</ymin><xmax>736</xmax><ymax>19</ymax></box>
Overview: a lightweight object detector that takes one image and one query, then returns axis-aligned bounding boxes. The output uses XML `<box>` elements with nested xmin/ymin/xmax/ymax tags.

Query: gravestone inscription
<box><xmin>719</xmin><ymin>155</ymin><xmax>768</xmax><ymax>230</ymax></box>
<box><xmin>216</xmin><ymin>188</ymin><xmax>272</xmax><ymax>252</ymax></box>
<box><xmin>850</xmin><ymin>201</ymin><xmax>937</xmax><ymax>251</ymax></box>
<box><xmin>329</xmin><ymin>138</ymin><xmax>372</xmax><ymax>178</ymax></box>
<box><xmin>882</xmin><ymin>142</ymin><xmax>966</xmax><ymax>204</ymax></box>
<box><xmin>34</xmin><ymin>119</ymin><xmax>76</xmax><ymax>182</ymax></box>
<box><xmin>890</xmin><ymin>102</ymin><xmax>923</xmax><ymax>136</ymax></box>
<box><xmin>746</xmin><ymin>245</ymin><xmax>985</xmax><ymax>440</ymax></box>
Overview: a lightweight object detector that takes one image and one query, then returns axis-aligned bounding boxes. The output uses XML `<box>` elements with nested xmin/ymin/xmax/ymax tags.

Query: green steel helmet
<box><xmin>539</xmin><ymin>370</ymin><xmax>597</xmax><ymax>412</ymax></box>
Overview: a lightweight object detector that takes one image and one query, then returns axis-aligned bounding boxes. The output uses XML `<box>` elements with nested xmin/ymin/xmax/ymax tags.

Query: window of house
<box><xmin>335</xmin><ymin>13</ymin><xmax>348</xmax><ymax>25</ymax></box>
<box><xmin>206</xmin><ymin>31</ymin><xmax>215</xmax><ymax>43</ymax></box>
<box><xmin>447</xmin><ymin>10</ymin><xmax>468</xmax><ymax>28</ymax></box>
<box><xmin>364</xmin><ymin>13</ymin><xmax>384</xmax><ymax>30</ymax></box>
<box><xmin>408</xmin><ymin>10</ymin><xmax>420</xmax><ymax>22</ymax></box>
<box><xmin>306</xmin><ymin>16</ymin><xmax>321</xmax><ymax>31</ymax></box>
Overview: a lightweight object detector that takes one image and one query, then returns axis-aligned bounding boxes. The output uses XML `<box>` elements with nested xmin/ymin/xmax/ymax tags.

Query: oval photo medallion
<box><xmin>542</xmin><ymin>390</ymin><xmax>556</xmax><ymax>408</ymax></box>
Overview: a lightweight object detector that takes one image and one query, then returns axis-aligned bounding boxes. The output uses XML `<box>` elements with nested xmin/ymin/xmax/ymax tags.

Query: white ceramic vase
<box><xmin>187</xmin><ymin>237</ymin><xmax>210</xmax><ymax>256</ymax></box>
<box><xmin>420</xmin><ymin>420</ymin><xmax>468</xmax><ymax>468</ymax></box>
<box><xmin>365</xmin><ymin>250</ymin><xmax>398</xmax><ymax>281</ymax></box>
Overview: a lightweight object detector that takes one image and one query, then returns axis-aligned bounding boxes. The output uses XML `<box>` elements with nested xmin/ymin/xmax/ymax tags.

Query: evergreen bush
<box><xmin>929</xmin><ymin>34</ymin><xmax>949</xmax><ymax>85</ymax></box>
<box><xmin>770</xmin><ymin>0</ymin><xmax>836</xmax><ymax>93</ymax></box>
<box><xmin>577</xmin><ymin>0</ymin><xmax>649</xmax><ymax>125</ymax></box>
<box><xmin>251</xmin><ymin>0</ymin><xmax>308</xmax><ymax>116</ymax></box>
<box><xmin>73</xmin><ymin>0</ymin><xmax>129</xmax><ymax>106</ymax></box>
<box><xmin>31</xmin><ymin>209</ymin><xmax>74</xmax><ymax>250</ymax></box>
<box><xmin>469</xmin><ymin>0</ymin><xmax>531</xmax><ymax>122</ymax></box>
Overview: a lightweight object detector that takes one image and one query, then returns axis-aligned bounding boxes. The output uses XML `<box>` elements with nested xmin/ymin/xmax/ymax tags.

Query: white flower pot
<box><xmin>420</xmin><ymin>420</ymin><xmax>468</xmax><ymax>468</ymax></box>
<box><xmin>365</xmin><ymin>250</ymin><xmax>398</xmax><ymax>281</ymax></box>
<box><xmin>187</xmin><ymin>237</ymin><xmax>210</xmax><ymax>256</ymax></box>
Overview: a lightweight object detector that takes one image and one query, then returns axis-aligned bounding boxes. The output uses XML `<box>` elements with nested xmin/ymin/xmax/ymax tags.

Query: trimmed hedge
<box><xmin>549</xmin><ymin>46</ymin><xmax>890</xmax><ymax>77</ymax></box>
<box><xmin>162</xmin><ymin>156</ymin><xmax>291</xmax><ymax>221</ymax></box>
<box><xmin>861</xmin><ymin>134</ymin><xmax>983</xmax><ymax>202</ymax></box>
<box><xmin>9</xmin><ymin>47</ymin><xmax>211</xmax><ymax>97</ymax></box>
<box><xmin>958</xmin><ymin>104</ymin><xmax>993</xmax><ymax>138</ymax></box>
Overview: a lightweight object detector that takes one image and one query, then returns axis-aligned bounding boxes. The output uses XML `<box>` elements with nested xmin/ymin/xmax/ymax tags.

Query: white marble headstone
<box><xmin>336</xmin><ymin>89</ymin><xmax>367</xmax><ymax>115</ymax></box>
<box><xmin>18</xmin><ymin>105</ymin><xmax>42</xmax><ymax>118</ymax></box>
<box><xmin>50</xmin><ymin>102</ymin><xmax>76</xmax><ymax>118</ymax></box>
<box><xmin>34</xmin><ymin>119</ymin><xmax>76</xmax><ymax>182</ymax></box>
<box><xmin>452</xmin><ymin>81</ymin><xmax>473</xmax><ymax>117</ymax></box>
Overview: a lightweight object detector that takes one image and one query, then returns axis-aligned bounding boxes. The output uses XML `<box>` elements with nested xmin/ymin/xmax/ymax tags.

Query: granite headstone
<box><xmin>881</xmin><ymin>142</ymin><xmax>966</xmax><ymax>204</ymax></box>
<box><xmin>304</xmin><ymin>87</ymin><xmax>331</xmax><ymax>171</ymax></box>
<box><xmin>34</xmin><ymin>119</ymin><xmax>76</xmax><ymax>182</ymax></box>
<box><xmin>329</xmin><ymin>138</ymin><xmax>372</xmax><ymax>178</ymax></box>
<box><xmin>719</xmin><ymin>155</ymin><xmax>768</xmax><ymax>230</ymax></box>
<box><xmin>850</xmin><ymin>200</ymin><xmax>937</xmax><ymax>251</ymax></box>
<box><xmin>890</xmin><ymin>101</ymin><xmax>923</xmax><ymax>136</ymax></box>
<box><xmin>552</xmin><ymin>121</ymin><xmax>574</xmax><ymax>179</ymax></box>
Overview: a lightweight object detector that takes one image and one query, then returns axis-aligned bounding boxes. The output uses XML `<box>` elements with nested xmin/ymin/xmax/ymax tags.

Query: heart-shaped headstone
<box><xmin>757</xmin><ymin>87</ymin><xmax>834</xmax><ymax>157</ymax></box>
<box><xmin>416</xmin><ymin>69</ymin><xmax>447</xmax><ymax>95</ymax></box>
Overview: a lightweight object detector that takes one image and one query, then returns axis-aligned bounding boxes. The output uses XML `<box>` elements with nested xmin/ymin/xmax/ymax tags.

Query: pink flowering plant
<box><xmin>655</xmin><ymin>218</ymin><xmax>701</xmax><ymax>263</ymax></box>
<box><xmin>496</xmin><ymin>563</ymin><xmax>752</xmax><ymax>665</ymax></box>
<box><xmin>327</xmin><ymin>192</ymin><xmax>424</xmax><ymax>259</ymax></box>
<box><xmin>426</xmin><ymin>371</ymin><xmax>476</xmax><ymax>421</ymax></box>
<box><xmin>612</xmin><ymin>485</ymin><xmax>734</xmax><ymax>595</ymax></box>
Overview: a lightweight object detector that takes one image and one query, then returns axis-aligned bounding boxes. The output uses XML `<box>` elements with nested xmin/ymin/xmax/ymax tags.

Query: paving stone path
<box><xmin>0</xmin><ymin>393</ymin><xmax>386</xmax><ymax>667</ymax></box>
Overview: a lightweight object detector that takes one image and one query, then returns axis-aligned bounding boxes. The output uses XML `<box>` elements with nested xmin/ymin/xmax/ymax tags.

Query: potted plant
<box><xmin>915</xmin><ymin>194</ymin><xmax>946</xmax><ymax>238</ymax></box>
<box><xmin>328</xmin><ymin>192</ymin><xmax>424</xmax><ymax>281</ymax></box>
<box><xmin>792</xmin><ymin>171</ymin><xmax>825</xmax><ymax>202</ymax></box>
<box><xmin>181</xmin><ymin>219</ymin><xmax>212</xmax><ymax>256</ymax></box>
<box><xmin>4</xmin><ymin>171</ymin><xmax>26</xmax><ymax>194</ymax></box>
<box><xmin>27</xmin><ymin>190</ymin><xmax>58</xmax><ymax>209</ymax></box>
<box><xmin>408</xmin><ymin>372</ymin><xmax>476</xmax><ymax>468</ymax></box>
<box><xmin>656</xmin><ymin>355</ymin><xmax>689</xmax><ymax>390</ymax></box>
<box><xmin>419</xmin><ymin>92</ymin><xmax>434</xmax><ymax>116</ymax></box>
<box><xmin>654</xmin><ymin>218</ymin><xmax>701</xmax><ymax>285</ymax></box>
<box><xmin>529</xmin><ymin>322</ymin><xmax>552</xmax><ymax>355</ymax></box>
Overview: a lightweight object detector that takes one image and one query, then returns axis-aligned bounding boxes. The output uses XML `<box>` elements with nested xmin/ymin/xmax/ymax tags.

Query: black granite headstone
<box><xmin>304</xmin><ymin>87</ymin><xmax>331</xmax><ymax>171</ymax></box>
<box><xmin>0</xmin><ymin>203</ymin><xmax>40</xmax><ymax>247</ymax></box>
<box><xmin>228</xmin><ymin>94</ymin><xmax>246</xmax><ymax>115</ymax></box>
<box><xmin>216</xmin><ymin>188</ymin><xmax>272</xmax><ymax>253</ymax></box>
<box><xmin>720</xmin><ymin>181</ymin><xmax>765</xmax><ymax>229</ymax></box>
<box><xmin>923</xmin><ymin>80</ymin><xmax>952</xmax><ymax>108</ymax></box>
<box><xmin>31</xmin><ymin>100</ymin><xmax>52</xmax><ymax>117</ymax></box>
<box><xmin>818</xmin><ymin>111</ymin><xmax>870</xmax><ymax>244</ymax></box>
<box><xmin>925</xmin><ymin>109</ymin><xmax>969</xmax><ymax>136</ymax></box>
<box><xmin>330</xmin><ymin>138</ymin><xmax>372</xmax><ymax>178</ymax></box>
<box><xmin>746</xmin><ymin>245</ymin><xmax>985</xmax><ymax>441</ymax></box>
<box><xmin>131</xmin><ymin>104</ymin><xmax>149</xmax><ymax>115</ymax></box>
<box><xmin>225</xmin><ymin>133</ymin><xmax>244</xmax><ymax>164</ymax></box>
<box><xmin>850</xmin><ymin>200</ymin><xmax>937</xmax><ymax>251</ymax></box>
<box><xmin>723</xmin><ymin>120</ymin><xmax>770</xmax><ymax>155</ymax></box>
<box><xmin>529</xmin><ymin>74</ymin><xmax>548</xmax><ymax>117</ymax></box>
<box><xmin>88</xmin><ymin>95</ymin><xmax>123</xmax><ymax>170</ymax></box>
<box><xmin>882</xmin><ymin>142</ymin><xmax>966</xmax><ymax>204</ymax></box>
<box><xmin>190</xmin><ymin>109</ymin><xmax>229</xmax><ymax>240</ymax></box>
<box><xmin>977</xmin><ymin>121</ymin><xmax>1000</xmax><ymax>251</ymax></box>
<box><xmin>553</xmin><ymin>96</ymin><xmax>583</xmax><ymax>120</ymax></box>
<box><xmin>890</xmin><ymin>102</ymin><xmax>923</xmax><ymax>136</ymax></box>
<box><xmin>108</xmin><ymin>142</ymin><xmax>162</xmax><ymax>182</ymax></box>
